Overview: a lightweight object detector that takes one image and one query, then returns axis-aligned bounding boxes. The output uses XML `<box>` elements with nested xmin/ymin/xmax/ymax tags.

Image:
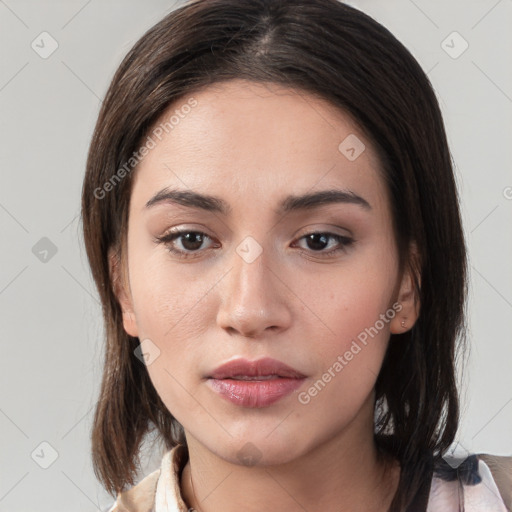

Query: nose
<box><xmin>216</xmin><ymin>244</ymin><xmax>292</xmax><ymax>339</ymax></box>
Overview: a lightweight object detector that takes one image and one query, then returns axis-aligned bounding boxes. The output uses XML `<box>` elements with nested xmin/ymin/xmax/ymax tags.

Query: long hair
<box><xmin>81</xmin><ymin>1</ymin><xmax>468</xmax><ymax>509</ymax></box>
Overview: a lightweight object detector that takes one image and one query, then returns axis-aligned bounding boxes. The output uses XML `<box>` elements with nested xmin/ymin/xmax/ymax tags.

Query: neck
<box><xmin>180</xmin><ymin>400</ymin><xmax>400</xmax><ymax>512</ymax></box>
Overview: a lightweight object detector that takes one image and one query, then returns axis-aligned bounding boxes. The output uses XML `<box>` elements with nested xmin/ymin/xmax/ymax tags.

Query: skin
<box><xmin>111</xmin><ymin>78</ymin><xmax>420</xmax><ymax>512</ymax></box>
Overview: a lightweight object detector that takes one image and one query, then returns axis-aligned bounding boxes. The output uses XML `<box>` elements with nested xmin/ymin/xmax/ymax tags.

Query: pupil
<box><xmin>307</xmin><ymin>233</ymin><xmax>328</xmax><ymax>251</ymax></box>
<box><xmin>183</xmin><ymin>232</ymin><xmax>203</xmax><ymax>250</ymax></box>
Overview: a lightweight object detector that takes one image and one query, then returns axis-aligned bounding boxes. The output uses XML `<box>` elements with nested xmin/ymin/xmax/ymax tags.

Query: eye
<box><xmin>293</xmin><ymin>232</ymin><xmax>354</xmax><ymax>257</ymax></box>
<box><xmin>155</xmin><ymin>229</ymin><xmax>217</xmax><ymax>259</ymax></box>
<box><xmin>155</xmin><ymin>229</ymin><xmax>354</xmax><ymax>260</ymax></box>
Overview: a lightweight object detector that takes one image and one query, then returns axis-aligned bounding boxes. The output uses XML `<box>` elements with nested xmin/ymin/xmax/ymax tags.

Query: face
<box><xmin>112</xmin><ymin>79</ymin><xmax>418</xmax><ymax>466</ymax></box>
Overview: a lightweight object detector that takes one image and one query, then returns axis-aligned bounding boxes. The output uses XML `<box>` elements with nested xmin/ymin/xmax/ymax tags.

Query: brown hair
<box><xmin>81</xmin><ymin>1</ymin><xmax>468</xmax><ymax>510</ymax></box>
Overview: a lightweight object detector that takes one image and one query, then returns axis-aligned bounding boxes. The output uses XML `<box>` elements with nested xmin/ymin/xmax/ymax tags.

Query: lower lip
<box><xmin>207</xmin><ymin>377</ymin><xmax>305</xmax><ymax>408</ymax></box>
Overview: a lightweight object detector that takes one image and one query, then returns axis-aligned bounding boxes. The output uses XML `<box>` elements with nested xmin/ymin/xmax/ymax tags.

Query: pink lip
<box><xmin>206</xmin><ymin>357</ymin><xmax>306</xmax><ymax>408</ymax></box>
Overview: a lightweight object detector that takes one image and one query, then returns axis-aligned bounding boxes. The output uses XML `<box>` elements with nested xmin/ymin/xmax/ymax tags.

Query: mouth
<box><xmin>207</xmin><ymin>357</ymin><xmax>306</xmax><ymax>380</ymax></box>
<box><xmin>206</xmin><ymin>357</ymin><xmax>307</xmax><ymax>408</ymax></box>
<box><xmin>221</xmin><ymin>375</ymin><xmax>284</xmax><ymax>381</ymax></box>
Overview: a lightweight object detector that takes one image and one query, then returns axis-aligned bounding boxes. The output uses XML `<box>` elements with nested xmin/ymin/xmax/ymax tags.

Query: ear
<box><xmin>108</xmin><ymin>247</ymin><xmax>139</xmax><ymax>338</ymax></box>
<box><xmin>389</xmin><ymin>242</ymin><xmax>421</xmax><ymax>334</ymax></box>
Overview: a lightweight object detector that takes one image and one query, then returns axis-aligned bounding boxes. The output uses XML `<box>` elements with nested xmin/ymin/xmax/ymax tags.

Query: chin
<box><xmin>203</xmin><ymin>429</ymin><xmax>310</xmax><ymax>468</ymax></box>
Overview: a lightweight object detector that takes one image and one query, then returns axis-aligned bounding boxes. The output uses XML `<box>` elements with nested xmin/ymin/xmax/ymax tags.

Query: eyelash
<box><xmin>155</xmin><ymin>229</ymin><xmax>355</xmax><ymax>260</ymax></box>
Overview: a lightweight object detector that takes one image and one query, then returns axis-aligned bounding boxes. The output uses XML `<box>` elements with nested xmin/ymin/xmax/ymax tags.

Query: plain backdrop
<box><xmin>1</xmin><ymin>1</ymin><xmax>511</xmax><ymax>510</ymax></box>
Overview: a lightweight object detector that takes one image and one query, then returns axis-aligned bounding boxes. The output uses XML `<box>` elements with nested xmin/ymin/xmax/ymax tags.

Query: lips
<box><xmin>208</xmin><ymin>357</ymin><xmax>306</xmax><ymax>380</ymax></box>
<box><xmin>206</xmin><ymin>357</ymin><xmax>306</xmax><ymax>408</ymax></box>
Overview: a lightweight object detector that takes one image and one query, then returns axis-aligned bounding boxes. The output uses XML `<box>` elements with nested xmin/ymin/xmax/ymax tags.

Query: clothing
<box><xmin>427</xmin><ymin>458</ymin><xmax>507</xmax><ymax>511</ymax></box>
<box><xmin>106</xmin><ymin>445</ymin><xmax>508</xmax><ymax>512</ymax></box>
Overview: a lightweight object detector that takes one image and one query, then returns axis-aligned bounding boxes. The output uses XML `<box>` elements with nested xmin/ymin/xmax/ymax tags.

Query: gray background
<box><xmin>1</xmin><ymin>0</ymin><xmax>511</xmax><ymax>510</ymax></box>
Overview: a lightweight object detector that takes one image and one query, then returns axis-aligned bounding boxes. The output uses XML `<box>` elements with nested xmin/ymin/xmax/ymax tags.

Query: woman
<box><xmin>81</xmin><ymin>0</ymin><xmax>511</xmax><ymax>510</ymax></box>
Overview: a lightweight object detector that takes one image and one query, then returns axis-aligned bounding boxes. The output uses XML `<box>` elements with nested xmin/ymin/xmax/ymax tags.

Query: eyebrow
<box><xmin>144</xmin><ymin>187</ymin><xmax>371</xmax><ymax>214</ymax></box>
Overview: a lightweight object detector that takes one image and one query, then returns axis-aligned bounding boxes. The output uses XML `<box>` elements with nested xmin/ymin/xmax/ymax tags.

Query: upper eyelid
<box><xmin>158</xmin><ymin>227</ymin><xmax>349</xmax><ymax>238</ymax></box>
<box><xmin>158</xmin><ymin>221</ymin><xmax>352</xmax><ymax>237</ymax></box>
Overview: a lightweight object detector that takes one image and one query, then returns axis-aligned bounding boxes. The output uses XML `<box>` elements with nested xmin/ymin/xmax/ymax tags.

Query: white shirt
<box><xmin>427</xmin><ymin>458</ymin><xmax>507</xmax><ymax>511</ymax></box>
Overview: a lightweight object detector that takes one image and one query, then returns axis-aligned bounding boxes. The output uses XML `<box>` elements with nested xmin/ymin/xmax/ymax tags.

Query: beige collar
<box><xmin>112</xmin><ymin>444</ymin><xmax>189</xmax><ymax>512</ymax></box>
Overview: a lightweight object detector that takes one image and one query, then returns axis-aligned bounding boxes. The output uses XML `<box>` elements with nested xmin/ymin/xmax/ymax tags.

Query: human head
<box><xmin>81</xmin><ymin>1</ymin><xmax>467</xmax><ymax>509</ymax></box>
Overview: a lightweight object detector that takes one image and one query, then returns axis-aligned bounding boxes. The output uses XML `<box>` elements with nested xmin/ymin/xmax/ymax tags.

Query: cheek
<box><xmin>293</xmin><ymin>276</ymin><xmax>394</xmax><ymax>423</ymax></box>
<box><xmin>304</xmin><ymin>279</ymin><xmax>393</xmax><ymax>381</ymax></box>
<box><xmin>303</xmin><ymin>256</ymin><xmax>395</xmax><ymax>338</ymax></box>
<box><xmin>293</xmin><ymin>243</ymin><xmax>398</xmax><ymax>386</ymax></box>
<box><xmin>331</xmin><ymin>280</ymin><xmax>394</xmax><ymax>349</ymax></box>
<box><xmin>127</xmin><ymin>249</ymin><xmax>217</xmax><ymax>396</ymax></box>
<box><xmin>129</xmin><ymin>248</ymin><xmax>213</xmax><ymax>339</ymax></box>
<box><xmin>127</xmin><ymin>254</ymin><xmax>208</xmax><ymax>420</ymax></box>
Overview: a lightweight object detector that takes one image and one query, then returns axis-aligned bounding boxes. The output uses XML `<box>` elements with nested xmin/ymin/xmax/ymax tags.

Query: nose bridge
<box><xmin>229</xmin><ymin>235</ymin><xmax>273</xmax><ymax>314</ymax></box>
<box><xmin>234</xmin><ymin>236</ymin><xmax>269</xmax><ymax>299</ymax></box>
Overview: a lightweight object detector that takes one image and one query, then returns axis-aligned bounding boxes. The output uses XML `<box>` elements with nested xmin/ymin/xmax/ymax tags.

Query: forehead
<box><xmin>130</xmin><ymin>79</ymin><xmax>388</xmax><ymax>215</ymax></box>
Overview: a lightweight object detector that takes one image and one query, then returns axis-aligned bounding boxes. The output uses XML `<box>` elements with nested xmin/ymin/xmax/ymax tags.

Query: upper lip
<box><xmin>208</xmin><ymin>357</ymin><xmax>306</xmax><ymax>379</ymax></box>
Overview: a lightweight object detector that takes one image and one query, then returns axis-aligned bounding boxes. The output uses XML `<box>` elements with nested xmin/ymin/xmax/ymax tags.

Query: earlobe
<box><xmin>108</xmin><ymin>247</ymin><xmax>139</xmax><ymax>338</ymax></box>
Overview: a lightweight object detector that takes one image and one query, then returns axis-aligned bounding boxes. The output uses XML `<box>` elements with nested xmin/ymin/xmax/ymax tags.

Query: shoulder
<box><xmin>106</xmin><ymin>445</ymin><xmax>188</xmax><ymax>512</ymax></box>
<box><xmin>427</xmin><ymin>453</ymin><xmax>511</xmax><ymax>511</ymax></box>
<box><xmin>479</xmin><ymin>454</ymin><xmax>512</xmax><ymax>509</ymax></box>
